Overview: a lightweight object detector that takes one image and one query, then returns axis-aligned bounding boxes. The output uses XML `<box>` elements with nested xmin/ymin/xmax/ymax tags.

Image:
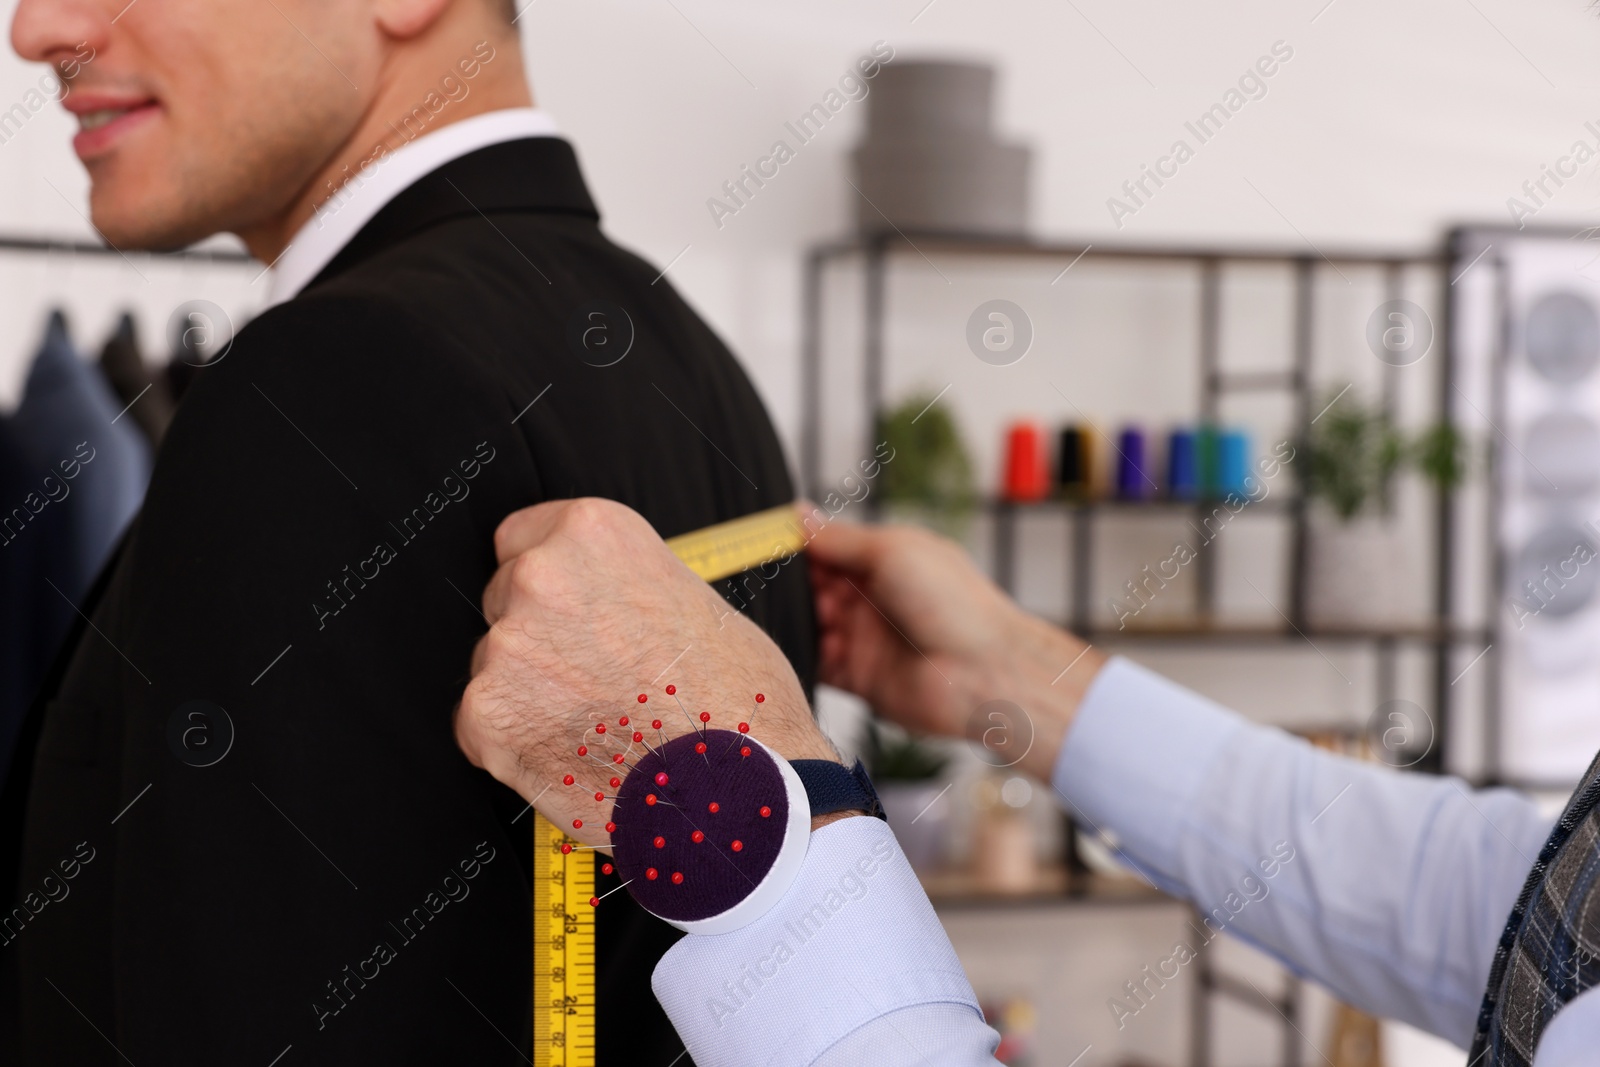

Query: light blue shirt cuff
<box><xmin>1052</xmin><ymin>655</ymin><xmax>1248</xmax><ymax>894</ymax></box>
<box><xmin>651</xmin><ymin>816</ymin><xmax>995</xmax><ymax>1067</ymax></box>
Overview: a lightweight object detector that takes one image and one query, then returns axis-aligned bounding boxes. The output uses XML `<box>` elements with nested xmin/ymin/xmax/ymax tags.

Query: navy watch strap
<box><xmin>788</xmin><ymin>759</ymin><xmax>887</xmax><ymax>821</ymax></box>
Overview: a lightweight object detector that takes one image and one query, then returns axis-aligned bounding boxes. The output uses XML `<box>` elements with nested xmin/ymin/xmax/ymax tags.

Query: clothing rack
<box><xmin>0</xmin><ymin>233</ymin><xmax>254</xmax><ymax>263</ymax></box>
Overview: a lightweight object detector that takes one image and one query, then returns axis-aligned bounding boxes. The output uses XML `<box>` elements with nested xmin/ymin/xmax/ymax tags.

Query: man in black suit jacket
<box><xmin>3</xmin><ymin>1</ymin><xmax>813</xmax><ymax>1063</ymax></box>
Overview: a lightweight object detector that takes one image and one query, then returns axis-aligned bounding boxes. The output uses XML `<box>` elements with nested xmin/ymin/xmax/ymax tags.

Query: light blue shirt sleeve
<box><xmin>652</xmin><ymin>655</ymin><xmax>1588</xmax><ymax>1065</ymax></box>
<box><xmin>651</xmin><ymin>815</ymin><xmax>1002</xmax><ymax>1067</ymax></box>
<box><xmin>1057</xmin><ymin>656</ymin><xmax>1556</xmax><ymax>1048</ymax></box>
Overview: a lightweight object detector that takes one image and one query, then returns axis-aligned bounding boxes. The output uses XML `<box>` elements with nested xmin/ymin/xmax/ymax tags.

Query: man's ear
<box><xmin>374</xmin><ymin>0</ymin><xmax>454</xmax><ymax>40</ymax></box>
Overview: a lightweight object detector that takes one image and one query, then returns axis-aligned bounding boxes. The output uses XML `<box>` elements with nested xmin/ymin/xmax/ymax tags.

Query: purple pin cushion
<box><xmin>611</xmin><ymin>728</ymin><xmax>809</xmax><ymax>933</ymax></box>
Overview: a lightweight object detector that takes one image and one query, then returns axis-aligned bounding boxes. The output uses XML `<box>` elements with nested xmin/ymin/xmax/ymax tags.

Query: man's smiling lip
<box><xmin>64</xmin><ymin>91</ymin><xmax>161</xmax><ymax>161</ymax></box>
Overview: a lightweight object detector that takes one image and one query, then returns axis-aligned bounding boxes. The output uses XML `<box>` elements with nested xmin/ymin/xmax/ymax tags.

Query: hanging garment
<box><xmin>7</xmin><ymin>310</ymin><xmax>149</xmax><ymax>578</ymax></box>
<box><xmin>98</xmin><ymin>311</ymin><xmax>175</xmax><ymax>446</ymax></box>
<box><xmin>0</xmin><ymin>311</ymin><xmax>150</xmax><ymax>784</ymax></box>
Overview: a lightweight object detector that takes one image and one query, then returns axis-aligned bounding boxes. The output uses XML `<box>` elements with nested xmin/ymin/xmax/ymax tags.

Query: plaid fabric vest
<box><xmin>1469</xmin><ymin>749</ymin><xmax>1600</xmax><ymax>1066</ymax></box>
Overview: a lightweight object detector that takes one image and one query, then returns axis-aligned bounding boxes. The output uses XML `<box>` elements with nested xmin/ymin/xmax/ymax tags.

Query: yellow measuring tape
<box><xmin>532</xmin><ymin>503</ymin><xmax>809</xmax><ymax>1064</ymax></box>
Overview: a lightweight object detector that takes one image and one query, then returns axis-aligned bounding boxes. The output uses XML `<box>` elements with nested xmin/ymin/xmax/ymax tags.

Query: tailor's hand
<box><xmin>455</xmin><ymin>498</ymin><xmax>839</xmax><ymax>848</ymax></box>
<box><xmin>807</xmin><ymin>517</ymin><xmax>1106</xmax><ymax>782</ymax></box>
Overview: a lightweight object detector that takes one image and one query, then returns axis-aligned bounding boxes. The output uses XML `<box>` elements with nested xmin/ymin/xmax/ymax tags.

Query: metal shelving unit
<box><xmin>800</xmin><ymin>230</ymin><xmax>1468</xmax><ymax>1067</ymax></box>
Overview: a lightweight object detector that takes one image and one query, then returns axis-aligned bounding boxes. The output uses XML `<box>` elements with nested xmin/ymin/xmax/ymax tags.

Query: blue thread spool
<box><xmin>1167</xmin><ymin>430</ymin><xmax>1198</xmax><ymax>500</ymax></box>
<box><xmin>1116</xmin><ymin>427</ymin><xmax>1150</xmax><ymax>499</ymax></box>
<box><xmin>1217</xmin><ymin>430</ymin><xmax>1252</xmax><ymax>498</ymax></box>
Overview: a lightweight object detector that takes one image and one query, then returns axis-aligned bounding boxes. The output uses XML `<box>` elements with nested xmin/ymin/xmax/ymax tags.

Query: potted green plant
<box><xmin>861</xmin><ymin>719</ymin><xmax>952</xmax><ymax>873</ymax></box>
<box><xmin>1301</xmin><ymin>390</ymin><xmax>1467</xmax><ymax>624</ymax></box>
<box><xmin>877</xmin><ymin>392</ymin><xmax>976</xmax><ymax>539</ymax></box>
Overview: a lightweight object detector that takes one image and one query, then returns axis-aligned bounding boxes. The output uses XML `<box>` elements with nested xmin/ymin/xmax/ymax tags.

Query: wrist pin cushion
<box><xmin>561</xmin><ymin>688</ymin><xmax>810</xmax><ymax>933</ymax></box>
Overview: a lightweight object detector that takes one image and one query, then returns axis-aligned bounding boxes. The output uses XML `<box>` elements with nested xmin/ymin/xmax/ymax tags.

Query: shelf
<box><xmin>811</xmin><ymin>230</ymin><xmax>1445</xmax><ymax>269</ymax></box>
<box><xmin>981</xmin><ymin>496</ymin><xmax>1297</xmax><ymax>514</ymax></box>
<box><xmin>922</xmin><ymin>867</ymin><xmax>1176</xmax><ymax>910</ymax></box>
<box><xmin>1077</xmin><ymin>620</ymin><xmax>1491</xmax><ymax>644</ymax></box>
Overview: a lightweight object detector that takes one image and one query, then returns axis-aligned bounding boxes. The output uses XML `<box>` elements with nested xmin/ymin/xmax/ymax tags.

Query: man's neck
<box><xmin>236</xmin><ymin>28</ymin><xmax>532</xmax><ymax>264</ymax></box>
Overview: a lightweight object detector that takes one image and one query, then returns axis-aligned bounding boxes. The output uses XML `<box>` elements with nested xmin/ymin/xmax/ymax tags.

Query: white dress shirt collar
<box><xmin>265</xmin><ymin>107</ymin><xmax>560</xmax><ymax>307</ymax></box>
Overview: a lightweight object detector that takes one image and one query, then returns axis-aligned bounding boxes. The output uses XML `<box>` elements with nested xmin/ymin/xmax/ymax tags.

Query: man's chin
<box><xmin>89</xmin><ymin>188</ymin><xmax>224</xmax><ymax>253</ymax></box>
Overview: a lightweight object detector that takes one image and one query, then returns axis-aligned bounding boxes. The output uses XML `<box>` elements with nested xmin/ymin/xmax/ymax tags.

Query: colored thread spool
<box><xmin>1217</xmin><ymin>430</ymin><xmax>1252</xmax><ymax>498</ymax></box>
<box><xmin>1002</xmin><ymin>421</ymin><xmax>1051</xmax><ymax>502</ymax></box>
<box><xmin>1167</xmin><ymin>429</ymin><xmax>1198</xmax><ymax>500</ymax></box>
<box><xmin>1115</xmin><ymin>427</ymin><xmax>1151</xmax><ymax>500</ymax></box>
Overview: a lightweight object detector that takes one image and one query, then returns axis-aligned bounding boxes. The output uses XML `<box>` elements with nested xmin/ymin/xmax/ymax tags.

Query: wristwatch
<box><xmin>789</xmin><ymin>758</ymin><xmax>887</xmax><ymax>821</ymax></box>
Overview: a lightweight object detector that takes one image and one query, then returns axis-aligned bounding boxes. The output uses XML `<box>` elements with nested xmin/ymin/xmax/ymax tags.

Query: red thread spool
<box><xmin>646</xmin><ymin>868</ymin><xmax>658</xmax><ymax>880</ymax></box>
<box><xmin>731</xmin><ymin>840</ymin><xmax>743</xmax><ymax>852</ymax></box>
<box><xmin>671</xmin><ymin>872</ymin><xmax>684</xmax><ymax>885</ymax></box>
<box><xmin>1002</xmin><ymin>420</ymin><xmax>1051</xmax><ymax>502</ymax></box>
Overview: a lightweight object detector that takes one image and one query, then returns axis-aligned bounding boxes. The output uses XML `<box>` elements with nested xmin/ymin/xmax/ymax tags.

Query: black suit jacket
<box><xmin>0</xmin><ymin>137</ymin><xmax>814</xmax><ymax>1066</ymax></box>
